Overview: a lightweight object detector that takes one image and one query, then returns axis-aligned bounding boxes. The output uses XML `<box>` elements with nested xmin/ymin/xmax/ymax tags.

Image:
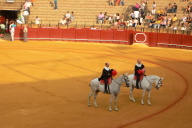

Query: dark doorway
<box><xmin>0</xmin><ymin>10</ymin><xmax>18</xmax><ymax>22</ymax></box>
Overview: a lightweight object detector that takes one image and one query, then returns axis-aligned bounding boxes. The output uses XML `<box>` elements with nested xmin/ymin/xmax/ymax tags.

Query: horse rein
<box><xmin>112</xmin><ymin>75</ymin><xmax>128</xmax><ymax>86</ymax></box>
<box><xmin>144</xmin><ymin>76</ymin><xmax>162</xmax><ymax>88</ymax></box>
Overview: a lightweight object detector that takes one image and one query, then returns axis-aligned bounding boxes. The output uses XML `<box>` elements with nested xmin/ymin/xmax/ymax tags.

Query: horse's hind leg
<box><xmin>93</xmin><ymin>91</ymin><xmax>98</xmax><ymax>108</ymax></box>
<box><xmin>88</xmin><ymin>91</ymin><xmax>94</xmax><ymax>107</ymax></box>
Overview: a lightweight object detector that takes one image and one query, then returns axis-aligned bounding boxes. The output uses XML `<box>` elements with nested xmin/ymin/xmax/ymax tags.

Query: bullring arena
<box><xmin>0</xmin><ymin>35</ymin><xmax>192</xmax><ymax>128</ymax></box>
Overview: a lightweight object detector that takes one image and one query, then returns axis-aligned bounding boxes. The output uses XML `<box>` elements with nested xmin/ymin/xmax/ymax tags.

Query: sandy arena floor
<box><xmin>0</xmin><ymin>38</ymin><xmax>192</xmax><ymax>128</ymax></box>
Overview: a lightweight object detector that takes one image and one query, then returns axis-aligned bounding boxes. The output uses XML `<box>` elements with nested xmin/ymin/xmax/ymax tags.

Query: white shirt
<box><xmin>65</xmin><ymin>13</ymin><xmax>71</xmax><ymax>18</ymax></box>
<box><xmin>104</xmin><ymin>67</ymin><xmax>110</xmax><ymax>71</ymax></box>
<box><xmin>134</xmin><ymin>11</ymin><xmax>140</xmax><ymax>18</ymax></box>
<box><xmin>35</xmin><ymin>18</ymin><xmax>40</xmax><ymax>24</ymax></box>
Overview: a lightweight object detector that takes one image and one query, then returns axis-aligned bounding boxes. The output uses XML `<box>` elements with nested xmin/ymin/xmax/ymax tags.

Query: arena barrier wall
<box><xmin>14</xmin><ymin>27</ymin><xmax>191</xmax><ymax>49</ymax></box>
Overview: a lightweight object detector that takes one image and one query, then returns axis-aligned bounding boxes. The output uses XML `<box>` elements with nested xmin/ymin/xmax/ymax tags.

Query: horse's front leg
<box><xmin>114</xmin><ymin>94</ymin><xmax>118</xmax><ymax>111</ymax></box>
<box><xmin>147</xmin><ymin>90</ymin><xmax>152</xmax><ymax>105</ymax></box>
<box><xmin>109</xmin><ymin>94</ymin><xmax>114</xmax><ymax>111</ymax></box>
<box><xmin>141</xmin><ymin>89</ymin><xmax>146</xmax><ymax>105</ymax></box>
<box><xmin>129</xmin><ymin>86</ymin><xmax>135</xmax><ymax>102</ymax></box>
<box><xmin>88</xmin><ymin>91</ymin><xmax>94</xmax><ymax>107</ymax></box>
<box><xmin>94</xmin><ymin>91</ymin><xmax>98</xmax><ymax>108</ymax></box>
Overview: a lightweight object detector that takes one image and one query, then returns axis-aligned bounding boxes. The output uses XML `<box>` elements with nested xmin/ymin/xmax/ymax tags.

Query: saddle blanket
<box><xmin>99</xmin><ymin>78</ymin><xmax>112</xmax><ymax>85</ymax></box>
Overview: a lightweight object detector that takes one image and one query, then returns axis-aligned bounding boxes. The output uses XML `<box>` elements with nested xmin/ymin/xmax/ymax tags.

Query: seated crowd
<box><xmin>96</xmin><ymin>1</ymin><xmax>192</xmax><ymax>30</ymax></box>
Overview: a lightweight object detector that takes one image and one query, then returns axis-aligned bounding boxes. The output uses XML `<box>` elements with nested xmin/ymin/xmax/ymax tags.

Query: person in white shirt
<box><xmin>65</xmin><ymin>11</ymin><xmax>71</xmax><ymax>19</ymax></box>
<box><xmin>134</xmin><ymin>10</ymin><xmax>140</xmax><ymax>18</ymax></box>
<box><xmin>34</xmin><ymin>16</ymin><xmax>40</xmax><ymax>24</ymax></box>
<box><xmin>152</xmin><ymin>2</ymin><xmax>156</xmax><ymax>15</ymax></box>
<box><xmin>59</xmin><ymin>18</ymin><xmax>67</xmax><ymax>25</ymax></box>
<box><xmin>9</xmin><ymin>22</ymin><xmax>16</xmax><ymax>41</ymax></box>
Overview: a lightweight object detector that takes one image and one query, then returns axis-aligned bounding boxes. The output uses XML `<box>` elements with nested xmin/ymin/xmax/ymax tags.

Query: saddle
<box><xmin>134</xmin><ymin>69</ymin><xmax>145</xmax><ymax>81</ymax></box>
<box><xmin>99</xmin><ymin>78</ymin><xmax>112</xmax><ymax>85</ymax></box>
<box><xmin>134</xmin><ymin>75</ymin><xmax>144</xmax><ymax>81</ymax></box>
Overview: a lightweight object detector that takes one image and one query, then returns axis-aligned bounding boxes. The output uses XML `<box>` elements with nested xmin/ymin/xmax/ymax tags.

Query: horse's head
<box><xmin>155</xmin><ymin>77</ymin><xmax>163</xmax><ymax>90</ymax></box>
<box><xmin>123</xmin><ymin>73</ymin><xmax>130</xmax><ymax>87</ymax></box>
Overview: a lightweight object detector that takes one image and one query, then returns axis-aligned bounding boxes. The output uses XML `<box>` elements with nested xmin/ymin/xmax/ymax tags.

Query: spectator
<box><xmin>0</xmin><ymin>23</ymin><xmax>5</xmax><ymax>38</ymax></box>
<box><xmin>5</xmin><ymin>19</ymin><xmax>9</xmax><ymax>32</ymax></box>
<box><xmin>9</xmin><ymin>21</ymin><xmax>16</xmax><ymax>41</ymax></box>
<box><xmin>180</xmin><ymin>15</ymin><xmax>187</xmax><ymax>27</ymax></box>
<box><xmin>23</xmin><ymin>24</ymin><xmax>28</xmax><ymax>42</ymax></box>
<box><xmin>54</xmin><ymin>0</ymin><xmax>58</xmax><ymax>10</ymax></box>
<box><xmin>172</xmin><ymin>3</ymin><xmax>178</xmax><ymax>13</ymax></box>
<box><xmin>140</xmin><ymin>1</ymin><xmax>145</xmax><ymax>11</ymax></box>
<box><xmin>134</xmin><ymin>3</ymin><xmax>140</xmax><ymax>11</ymax></box>
<box><xmin>160</xmin><ymin>16</ymin><xmax>167</xmax><ymax>28</ymax></box>
<box><xmin>185</xmin><ymin>15</ymin><xmax>192</xmax><ymax>27</ymax></box>
<box><xmin>23</xmin><ymin>9</ymin><xmax>29</xmax><ymax>24</ymax></box>
<box><xmin>59</xmin><ymin>18</ymin><xmax>67</xmax><ymax>25</ymax></box>
<box><xmin>153</xmin><ymin>18</ymin><xmax>161</xmax><ymax>28</ymax></box>
<box><xmin>65</xmin><ymin>11</ymin><xmax>71</xmax><ymax>20</ymax></box>
<box><xmin>109</xmin><ymin>0</ymin><xmax>114</xmax><ymax>6</ymax></box>
<box><xmin>26</xmin><ymin>0</ymin><xmax>32</xmax><ymax>15</ymax></box>
<box><xmin>172</xmin><ymin>14</ymin><xmax>177</xmax><ymax>24</ymax></box>
<box><xmin>152</xmin><ymin>1</ymin><xmax>156</xmax><ymax>15</ymax></box>
<box><xmin>127</xmin><ymin>19</ymin><xmax>133</xmax><ymax>27</ymax></box>
<box><xmin>130</xmin><ymin>11</ymin><xmax>135</xmax><ymax>19</ymax></box>
<box><xmin>134</xmin><ymin>9</ymin><xmax>140</xmax><ymax>19</ymax></box>
<box><xmin>116</xmin><ymin>13</ymin><xmax>120</xmax><ymax>22</ymax></box>
<box><xmin>172</xmin><ymin>25</ymin><xmax>177</xmax><ymax>30</ymax></box>
<box><xmin>31</xmin><ymin>0</ymin><xmax>35</xmax><ymax>6</ymax></box>
<box><xmin>115</xmin><ymin>0</ymin><xmax>121</xmax><ymax>6</ymax></box>
<box><xmin>98</xmin><ymin>12</ymin><xmax>104</xmax><ymax>24</ymax></box>
<box><xmin>71</xmin><ymin>11</ymin><xmax>75</xmax><ymax>23</ymax></box>
<box><xmin>186</xmin><ymin>4</ymin><xmax>190</xmax><ymax>14</ymax></box>
<box><xmin>34</xmin><ymin>16</ymin><xmax>40</xmax><ymax>24</ymax></box>
<box><xmin>181</xmin><ymin>25</ymin><xmax>187</xmax><ymax>30</ymax></box>
<box><xmin>167</xmin><ymin>3</ymin><xmax>172</xmax><ymax>13</ymax></box>
<box><xmin>167</xmin><ymin>15</ymin><xmax>172</xmax><ymax>27</ymax></box>
<box><xmin>133</xmin><ymin>18</ymin><xmax>138</xmax><ymax>27</ymax></box>
<box><xmin>149</xmin><ymin>18</ymin><xmax>156</xmax><ymax>28</ymax></box>
<box><xmin>120</xmin><ymin>0</ymin><xmax>124</xmax><ymax>6</ymax></box>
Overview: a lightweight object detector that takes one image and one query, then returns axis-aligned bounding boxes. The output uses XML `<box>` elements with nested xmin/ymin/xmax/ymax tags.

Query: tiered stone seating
<box><xmin>0</xmin><ymin>0</ymin><xmax>24</xmax><ymax>10</ymax></box>
<box><xmin>28</xmin><ymin>0</ymin><xmax>191</xmax><ymax>27</ymax></box>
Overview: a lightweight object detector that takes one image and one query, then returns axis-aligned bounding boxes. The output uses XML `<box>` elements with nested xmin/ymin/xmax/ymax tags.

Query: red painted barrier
<box><xmin>126</xmin><ymin>30</ymin><xmax>134</xmax><ymax>45</ymax></box>
<box><xmin>170</xmin><ymin>34</ymin><xmax>182</xmax><ymax>45</ymax></box>
<box><xmin>182</xmin><ymin>35</ymin><xmax>192</xmax><ymax>46</ymax></box>
<box><xmin>13</xmin><ymin>27</ymin><xmax>192</xmax><ymax>50</ymax></box>
<box><xmin>38</xmin><ymin>28</ymin><xmax>50</xmax><ymax>40</ymax></box>
<box><xmin>147</xmin><ymin>32</ymin><xmax>158</xmax><ymax>47</ymax></box>
<box><xmin>75</xmin><ymin>28</ymin><xmax>89</xmax><ymax>42</ymax></box>
<box><xmin>62</xmin><ymin>28</ymin><xmax>76</xmax><ymax>41</ymax></box>
<box><xmin>49</xmin><ymin>28</ymin><xmax>63</xmax><ymax>40</ymax></box>
<box><xmin>100</xmin><ymin>30</ymin><xmax>114</xmax><ymax>43</ymax></box>
<box><xmin>14</xmin><ymin>26</ymin><xmax>24</xmax><ymax>40</ymax></box>
<box><xmin>113</xmin><ymin>29</ymin><xmax>127</xmax><ymax>44</ymax></box>
<box><xmin>89</xmin><ymin>29</ymin><xmax>101</xmax><ymax>43</ymax></box>
<box><xmin>28</xmin><ymin>28</ymin><xmax>38</xmax><ymax>39</ymax></box>
<box><xmin>157</xmin><ymin>33</ymin><xmax>170</xmax><ymax>47</ymax></box>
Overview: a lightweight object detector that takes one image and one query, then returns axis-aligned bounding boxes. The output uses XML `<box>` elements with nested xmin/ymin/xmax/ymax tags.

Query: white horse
<box><xmin>128</xmin><ymin>74</ymin><xmax>163</xmax><ymax>105</ymax></box>
<box><xmin>88</xmin><ymin>73</ymin><xmax>129</xmax><ymax>111</ymax></box>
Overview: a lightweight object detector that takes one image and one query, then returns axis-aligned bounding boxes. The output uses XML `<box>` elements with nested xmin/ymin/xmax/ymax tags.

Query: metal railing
<box><xmin>17</xmin><ymin>20</ymin><xmax>192</xmax><ymax>35</ymax></box>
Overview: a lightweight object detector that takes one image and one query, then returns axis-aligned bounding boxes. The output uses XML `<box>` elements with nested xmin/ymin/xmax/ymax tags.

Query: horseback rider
<box><xmin>134</xmin><ymin>59</ymin><xmax>145</xmax><ymax>89</ymax></box>
<box><xmin>99</xmin><ymin>62</ymin><xmax>113</xmax><ymax>93</ymax></box>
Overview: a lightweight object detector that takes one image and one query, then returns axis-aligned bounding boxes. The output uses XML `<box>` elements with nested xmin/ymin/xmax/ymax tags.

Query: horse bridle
<box><xmin>145</xmin><ymin>76</ymin><xmax>162</xmax><ymax>89</ymax></box>
<box><xmin>112</xmin><ymin>74</ymin><xmax>129</xmax><ymax>86</ymax></box>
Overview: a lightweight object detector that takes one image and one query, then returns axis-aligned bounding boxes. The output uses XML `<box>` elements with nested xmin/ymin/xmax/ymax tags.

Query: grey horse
<box><xmin>128</xmin><ymin>74</ymin><xmax>163</xmax><ymax>105</ymax></box>
<box><xmin>88</xmin><ymin>73</ymin><xmax>129</xmax><ymax>111</ymax></box>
